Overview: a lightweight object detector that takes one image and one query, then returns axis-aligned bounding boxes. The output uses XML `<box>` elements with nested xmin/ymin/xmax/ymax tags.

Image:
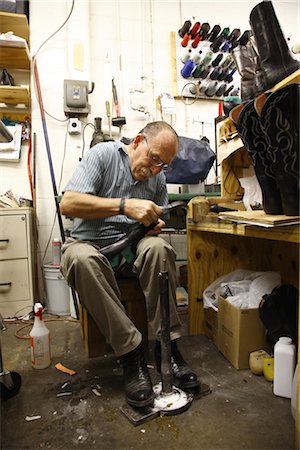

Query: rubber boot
<box><xmin>255</xmin><ymin>84</ymin><xmax>300</xmax><ymax>216</ymax></box>
<box><xmin>230</xmin><ymin>102</ymin><xmax>283</xmax><ymax>214</ymax></box>
<box><xmin>249</xmin><ymin>1</ymin><xmax>300</xmax><ymax>91</ymax></box>
<box><xmin>121</xmin><ymin>343</ymin><xmax>154</xmax><ymax>407</ymax></box>
<box><xmin>232</xmin><ymin>43</ymin><xmax>256</xmax><ymax>101</ymax></box>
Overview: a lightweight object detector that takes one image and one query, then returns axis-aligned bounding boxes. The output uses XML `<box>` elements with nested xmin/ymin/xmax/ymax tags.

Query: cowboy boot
<box><xmin>255</xmin><ymin>84</ymin><xmax>300</xmax><ymax>216</ymax></box>
<box><xmin>249</xmin><ymin>1</ymin><xmax>300</xmax><ymax>91</ymax></box>
<box><xmin>248</xmin><ymin>36</ymin><xmax>266</xmax><ymax>96</ymax></box>
<box><xmin>232</xmin><ymin>43</ymin><xmax>256</xmax><ymax>101</ymax></box>
<box><xmin>230</xmin><ymin>102</ymin><xmax>283</xmax><ymax>214</ymax></box>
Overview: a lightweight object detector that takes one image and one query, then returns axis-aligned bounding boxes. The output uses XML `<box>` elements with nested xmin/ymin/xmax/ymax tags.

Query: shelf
<box><xmin>0</xmin><ymin>85</ymin><xmax>30</xmax><ymax>105</ymax></box>
<box><xmin>174</xmin><ymin>95</ymin><xmax>221</xmax><ymax>102</ymax></box>
<box><xmin>0</xmin><ymin>12</ymin><xmax>31</xmax><ymax>110</ymax></box>
<box><xmin>1</xmin><ymin>45</ymin><xmax>30</xmax><ymax>70</ymax></box>
<box><xmin>0</xmin><ymin>12</ymin><xmax>29</xmax><ymax>41</ymax></box>
<box><xmin>270</xmin><ymin>68</ymin><xmax>300</xmax><ymax>93</ymax></box>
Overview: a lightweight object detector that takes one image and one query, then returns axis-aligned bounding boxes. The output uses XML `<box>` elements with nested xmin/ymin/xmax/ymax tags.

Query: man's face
<box><xmin>130</xmin><ymin>132</ymin><xmax>178</xmax><ymax>181</ymax></box>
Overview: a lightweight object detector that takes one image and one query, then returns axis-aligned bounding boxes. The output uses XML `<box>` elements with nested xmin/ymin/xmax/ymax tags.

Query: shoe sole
<box><xmin>173</xmin><ymin>379</ymin><xmax>200</xmax><ymax>390</ymax></box>
<box><xmin>126</xmin><ymin>394</ymin><xmax>155</xmax><ymax>409</ymax></box>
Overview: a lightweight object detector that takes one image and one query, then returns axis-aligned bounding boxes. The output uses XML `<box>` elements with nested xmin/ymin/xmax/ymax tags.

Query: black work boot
<box><xmin>121</xmin><ymin>343</ymin><xmax>154</xmax><ymax>408</ymax></box>
<box><xmin>155</xmin><ymin>340</ymin><xmax>200</xmax><ymax>393</ymax></box>
<box><xmin>249</xmin><ymin>1</ymin><xmax>299</xmax><ymax>91</ymax></box>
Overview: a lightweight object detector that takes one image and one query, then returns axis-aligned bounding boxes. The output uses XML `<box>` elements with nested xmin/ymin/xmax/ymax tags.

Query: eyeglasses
<box><xmin>143</xmin><ymin>136</ymin><xmax>169</xmax><ymax>170</ymax></box>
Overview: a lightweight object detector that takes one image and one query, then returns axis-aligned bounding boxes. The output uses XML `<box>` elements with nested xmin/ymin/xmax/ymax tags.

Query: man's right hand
<box><xmin>123</xmin><ymin>198</ymin><xmax>162</xmax><ymax>227</ymax></box>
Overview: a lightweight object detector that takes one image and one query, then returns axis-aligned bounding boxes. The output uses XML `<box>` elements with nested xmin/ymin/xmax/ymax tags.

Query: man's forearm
<box><xmin>60</xmin><ymin>191</ymin><xmax>120</xmax><ymax>219</ymax></box>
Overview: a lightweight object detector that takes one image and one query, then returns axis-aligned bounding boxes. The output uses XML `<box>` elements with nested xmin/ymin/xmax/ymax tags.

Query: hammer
<box><xmin>112</xmin><ymin>78</ymin><xmax>126</xmax><ymax>136</ymax></box>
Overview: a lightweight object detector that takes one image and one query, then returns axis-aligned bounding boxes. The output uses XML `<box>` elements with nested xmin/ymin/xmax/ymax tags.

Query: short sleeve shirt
<box><xmin>63</xmin><ymin>140</ymin><xmax>169</xmax><ymax>246</ymax></box>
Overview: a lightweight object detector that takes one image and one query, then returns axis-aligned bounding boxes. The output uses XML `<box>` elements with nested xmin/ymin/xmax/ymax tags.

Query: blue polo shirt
<box><xmin>63</xmin><ymin>140</ymin><xmax>169</xmax><ymax>246</ymax></box>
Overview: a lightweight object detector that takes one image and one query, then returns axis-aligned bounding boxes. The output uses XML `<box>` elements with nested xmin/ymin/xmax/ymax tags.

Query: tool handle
<box><xmin>112</xmin><ymin>79</ymin><xmax>121</xmax><ymax>117</ymax></box>
<box><xmin>105</xmin><ymin>101</ymin><xmax>111</xmax><ymax>117</ymax></box>
<box><xmin>115</xmin><ymin>103</ymin><xmax>120</xmax><ymax>118</ymax></box>
<box><xmin>112</xmin><ymin>79</ymin><xmax>118</xmax><ymax>103</ymax></box>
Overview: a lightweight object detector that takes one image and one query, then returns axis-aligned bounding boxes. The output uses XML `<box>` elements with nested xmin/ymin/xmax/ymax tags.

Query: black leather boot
<box><xmin>121</xmin><ymin>343</ymin><xmax>154</xmax><ymax>407</ymax></box>
<box><xmin>248</xmin><ymin>36</ymin><xmax>266</xmax><ymax>96</ymax></box>
<box><xmin>155</xmin><ymin>340</ymin><xmax>200</xmax><ymax>392</ymax></box>
<box><xmin>255</xmin><ymin>84</ymin><xmax>300</xmax><ymax>216</ymax></box>
<box><xmin>230</xmin><ymin>102</ymin><xmax>283</xmax><ymax>215</ymax></box>
<box><xmin>249</xmin><ymin>1</ymin><xmax>300</xmax><ymax>91</ymax></box>
<box><xmin>232</xmin><ymin>43</ymin><xmax>256</xmax><ymax>101</ymax></box>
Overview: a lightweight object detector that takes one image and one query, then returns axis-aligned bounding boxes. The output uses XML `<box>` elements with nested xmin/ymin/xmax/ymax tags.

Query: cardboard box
<box><xmin>217</xmin><ymin>296</ymin><xmax>266</xmax><ymax>370</ymax></box>
<box><xmin>204</xmin><ymin>307</ymin><xmax>219</xmax><ymax>346</ymax></box>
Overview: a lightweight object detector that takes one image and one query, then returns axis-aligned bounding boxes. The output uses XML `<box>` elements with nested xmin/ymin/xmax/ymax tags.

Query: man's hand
<box><xmin>124</xmin><ymin>198</ymin><xmax>163</xmax><ymax>227</ymax></box>
<box><xmin>147</xmin><ymin>218</ymin><xmax>166</xmax><ymax>235</ymax></box>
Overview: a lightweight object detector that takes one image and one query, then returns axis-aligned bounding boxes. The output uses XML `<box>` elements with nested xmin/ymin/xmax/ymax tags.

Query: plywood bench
<box><xmin>79</xmin><ymin>277</ymin><xmax>148</xmax><ymax>357</ymax></box>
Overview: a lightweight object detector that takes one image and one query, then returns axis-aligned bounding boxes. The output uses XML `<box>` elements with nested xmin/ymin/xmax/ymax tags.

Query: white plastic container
<box><xmin>44</xmin><ymin>264</ymin><xmax>70</xmax><ymax>315</ymax></box>
<box><xmin>52</xmin><ymin>238</ymin><xmax>62</xmax><ymax>266</ymax></box>
<box><xmin>273</xmin><ymin>336</ymin><xmax>296</xmax><ymax>399</ymax></box>
<box><xmin>30</xmin><ymin>303</ymin><xmax>51</xmax><ymax>369</ymax></box>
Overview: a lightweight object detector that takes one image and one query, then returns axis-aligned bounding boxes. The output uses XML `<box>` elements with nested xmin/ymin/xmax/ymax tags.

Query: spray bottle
<box><xmin>30</xmin><ymin>303</ymin><xmax>51</xmax><ymax>369</ymax></box>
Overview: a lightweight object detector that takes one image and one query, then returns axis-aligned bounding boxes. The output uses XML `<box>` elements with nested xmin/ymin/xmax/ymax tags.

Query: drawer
<box><xmin>0</xmin><ymin>259</ymin><xmax>30</xmax><ymax>302</ymax></box>
<box><xmin>0</xmin><ymin>214</ymin><xmax>28</xmax><ymax>260</ymax></box>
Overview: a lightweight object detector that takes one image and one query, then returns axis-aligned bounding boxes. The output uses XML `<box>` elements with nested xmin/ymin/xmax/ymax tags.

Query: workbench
<box><xmin>187</xmin><ymin>207</ymin><xmax>299</xmax><ymax>336</ymax></box>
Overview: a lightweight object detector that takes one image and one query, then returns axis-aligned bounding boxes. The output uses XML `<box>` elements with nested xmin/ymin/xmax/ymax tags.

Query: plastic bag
<box><xmin>164</xmin><ymin>136</ymin><xmax>216</xmax><ymax>184</ymax></box>
<box><xmin>203</xmin><ymin>269</ymin><xmax>281</xmax><ymax>310</ymax></box>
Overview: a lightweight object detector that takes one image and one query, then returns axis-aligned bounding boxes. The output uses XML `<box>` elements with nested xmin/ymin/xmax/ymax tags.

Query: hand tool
<box><xmin>105</xmin><ymin>100</ymin><xmax>112</xmax><ymax>139</ymax></box>
<box><xmin>111</xmin><ymin>78</ymin><xmax>126</xmax><ymax>136</ymax></box>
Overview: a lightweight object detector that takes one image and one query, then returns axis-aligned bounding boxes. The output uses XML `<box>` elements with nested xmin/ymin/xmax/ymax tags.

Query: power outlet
<box><xmin>68</xmin><ymin>118</ymin><xmax>81</xmax><ymax>134</ymax></box>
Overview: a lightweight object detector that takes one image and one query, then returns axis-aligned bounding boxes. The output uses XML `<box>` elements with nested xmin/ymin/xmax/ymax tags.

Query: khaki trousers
<box><xmin>61</xmin><ymin>236</ymin><xmax>182</xmax><ymax>356</ymax></box>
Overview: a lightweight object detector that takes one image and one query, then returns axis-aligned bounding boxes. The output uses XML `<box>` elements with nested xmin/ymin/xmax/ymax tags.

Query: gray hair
<box><xmin>139</xmin><ymin>121</ymin><xmax>179</xmax><ymax>143</ymax></box>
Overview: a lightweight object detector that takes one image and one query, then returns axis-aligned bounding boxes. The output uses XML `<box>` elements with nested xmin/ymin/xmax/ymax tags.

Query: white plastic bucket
<box><xmin>44</xmin><ymin>264</ymin><xmax>70</xmax><ymax>315</ymax></box>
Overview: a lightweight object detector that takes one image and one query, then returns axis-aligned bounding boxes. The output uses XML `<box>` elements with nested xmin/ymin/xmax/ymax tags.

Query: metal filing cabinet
<box><xmin>0</xmin><ymin>207</ymin><xmax>35</xmax><ymax>318</ymax></box>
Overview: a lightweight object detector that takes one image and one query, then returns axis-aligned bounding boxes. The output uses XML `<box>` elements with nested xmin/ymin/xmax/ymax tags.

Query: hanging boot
<box><xmin>232</xmin><ymin>43</ymin><xmax>256</xmax><ymax>101</ymax></box>
<box><xmin>155</xmin><ymin>340</ymin><xmax>200</xmax><ymax>393</ymax></box>
<box><xmin>249</xmin><ymin>1</ymin><xmax>300</xmax><ymax>91</ymax></box>
<box><xmin>230</xmin><ymin>101</ymin><xmax>283</xmax><ymax>214</ymax></box>
<box><xmin>248</xmin><ymin>36</ymin><xmax>266</xmax><ymax>96</ymax></box>
<box><xmin>255</xmin><ymin>84</ymin><xmax>300</xmax><ymax>216</ymax></box>
<box><xmin>121</xmin><ymin>343</ymin><xmax>154</xmax><ymax>407</ymax></box>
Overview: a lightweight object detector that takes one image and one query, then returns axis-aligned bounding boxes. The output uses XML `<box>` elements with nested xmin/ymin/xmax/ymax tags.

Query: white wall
<box><xmin>1</xmin><ymin>0</ymin><xmax>299</xmax><ymax>269</ymax></box>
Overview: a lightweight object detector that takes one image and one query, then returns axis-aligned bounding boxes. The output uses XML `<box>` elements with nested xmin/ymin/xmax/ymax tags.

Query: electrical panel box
<box><xmin>64</xmin><ymin>79</ymin><xmax>94</xmax><ymax>116</ymax></box>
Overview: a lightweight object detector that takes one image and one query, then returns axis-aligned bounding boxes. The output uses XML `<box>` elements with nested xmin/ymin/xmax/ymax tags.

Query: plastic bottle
<box><xmin>30</xmin><ymin>303</ymin><xmax>51</xmax><ymax>369</ymax></box>
<box><xmin>181</xmin><ymin>48</ymin><xmax>192</xmax><ymax>64</ymax></box>
<box><xmin>52</xmin><ymin>238</ymin><xmax>61</xmax><ymax>266</ymax></box>
<box><xmin>273</xmin><ymin>336</ymin><xmax>296</xmax><ymax>398</ymax></box>
<box><xmin>180</xmin><ymin>59</ymin><xmax>196</xmax><ymax>78</ymax></box>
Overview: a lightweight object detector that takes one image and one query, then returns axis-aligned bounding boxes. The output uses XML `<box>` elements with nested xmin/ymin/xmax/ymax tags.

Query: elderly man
<box><xmin>60</xmin><ymin>121</ymin><xmax>199</xmax><ymax>408</ymax></box>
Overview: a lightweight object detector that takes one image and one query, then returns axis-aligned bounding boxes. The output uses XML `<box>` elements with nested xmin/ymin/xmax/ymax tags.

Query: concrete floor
<box><xmin>1</xmin><ymin>313</ymin><xmax>296</xmax><ymax>450</ymax></box>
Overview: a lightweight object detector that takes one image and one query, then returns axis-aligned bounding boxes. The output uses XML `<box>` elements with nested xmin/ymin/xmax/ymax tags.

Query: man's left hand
<box><xmin>147</xmin><ymin>218</ymin><xmax>165</xmax><ymax>235</ymax></box>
